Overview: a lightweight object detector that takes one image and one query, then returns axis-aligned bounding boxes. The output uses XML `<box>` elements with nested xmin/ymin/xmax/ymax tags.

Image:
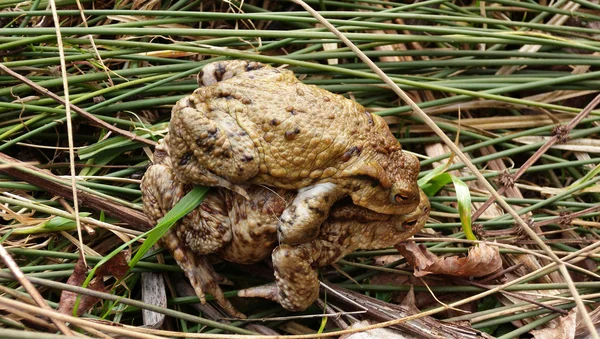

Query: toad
<box><xmin>166</xmin><ymin>60</ymin><xmax>421</xmax><ymax>245</ymax></box>
<box><xmin>141</xmin><ymin>141</ymin><xmax>429</xmax><ymax>316</ymax></box>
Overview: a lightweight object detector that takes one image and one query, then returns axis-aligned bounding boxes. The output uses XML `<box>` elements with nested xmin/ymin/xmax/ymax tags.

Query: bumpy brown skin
<box><xmin>141</xmin><ymin>144</ymin><xmax>429</xmax><ymax>315</ymax></box>
<box><xmin>239</xmin><ymin>190</ymin><xmax>429</xmax><ymax>311</ymax></box>
<box><xmin>167</xmin><ymin>60</ymin><xmax>421</xmax><ymax>245</ymax></box>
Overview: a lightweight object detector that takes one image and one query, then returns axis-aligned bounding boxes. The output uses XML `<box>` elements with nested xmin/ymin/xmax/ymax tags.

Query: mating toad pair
<box><xmin>141</xmin><ymin>60</ymin><xmax>429</xmax><ymax>318</ymax></box>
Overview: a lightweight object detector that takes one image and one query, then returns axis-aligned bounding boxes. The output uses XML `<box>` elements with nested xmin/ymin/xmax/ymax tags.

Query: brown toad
<box><xmin>166</xmin><ymin>60</ymin><xmax>421</xmax><ymax>245</ymax></box>
<box><xmin>141</xmin><ymin>142</ymin><xmax>429</xmax><ymax>316</ymax></box>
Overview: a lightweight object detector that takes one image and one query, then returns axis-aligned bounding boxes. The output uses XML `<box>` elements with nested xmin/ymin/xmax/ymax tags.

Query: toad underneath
<box><xmin>165</xmin><ymin>60</ymin><xmax>421</xmax><ymax>245</ymax></box>
<box><xmin>141</xmin><ymin>141</ymin><xmax>429</xmax><ymax>317</ymax></box>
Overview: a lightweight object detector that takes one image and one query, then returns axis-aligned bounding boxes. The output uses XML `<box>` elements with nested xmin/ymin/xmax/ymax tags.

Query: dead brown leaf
<box><xmin>369</xmin><ymin>272</ymin><xmax>472</xmax><ymax>317</ymax></box>
<box><xmin>396</xmin><ymin>241</ymin><xmax>502</xmax><ymax>277</ymax></box>
<box><xmin>531</xmin><ymin>308</ymin><xmax>577</xmax><ymax>339</ymax></box>
<box><xmin>96</xmin><ymin>251</ymin><xmax>129</xmax><ymax>280</ymax></box>
<box><xmin>57</xmin><ymin>256</ymin><xmax>106</xmax><ymax>316</ymax></box>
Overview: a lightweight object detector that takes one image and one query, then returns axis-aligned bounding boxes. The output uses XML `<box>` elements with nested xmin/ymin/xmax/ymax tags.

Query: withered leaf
<box><xmin>58</xmin><ymin>256</ymin><xmax>107</xmax><ymax>316</ymax></box>
<box><xmin>396</xmin><ymin>241</ymin><xmax>502</xmax><ymax>277</ymax></box>
<box><xmin>531</xmin><ymin>308</ymin><xmax>577</xmax><ymax>339</ymax></box>
<box><xmin>96</xmin><ymin>251</ymin><xmax>129</xmax><ymax>280</ymax></box>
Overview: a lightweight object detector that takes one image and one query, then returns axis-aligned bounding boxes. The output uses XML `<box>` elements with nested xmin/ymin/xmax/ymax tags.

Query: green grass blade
<box><xmin>128</xmin><ymin>185</ymin><xmax>209</xmax><ymax>269</ymax></box>
<box><xmin>450</xmin><ymin>174</ymin><xmax>476</xmax><ymax>241</ymax></box>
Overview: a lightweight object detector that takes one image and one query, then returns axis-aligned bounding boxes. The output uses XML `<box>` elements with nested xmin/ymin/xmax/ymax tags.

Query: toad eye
<box><xmin>403</xmin><ymin>218</ymin><xmax>418</xmax><ymax>229</ymax></box>
<box><xmin>356</xmin><ymin>175</ymin><xmax>382</xmax><ymax>188</ymax></box>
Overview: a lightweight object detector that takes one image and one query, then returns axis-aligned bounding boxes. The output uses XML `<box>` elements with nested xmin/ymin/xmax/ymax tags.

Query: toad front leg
<box><xmin>277</xmin><ymin>183</ymin><xmax>344</xmax><ymax>245</ymax></box>
<box><xmin>238</xmin><ymin>241</ymin><xmax>339</xmax><ymax>311</ymax></box>
<box><xmin>167</xmin><ymin>99</ymin><xmax>260</xmax><ymax>196</ymax></box>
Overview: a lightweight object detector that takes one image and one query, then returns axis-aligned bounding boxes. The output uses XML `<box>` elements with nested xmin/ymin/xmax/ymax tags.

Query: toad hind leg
<box><xmin>277</xmin><ymin>183</ymin><xmax>342</xmax><ymax>245</ymax></box>
<box><xmin>142</xmin><ymin>160</ymin><xmax>244</xmax><ymax>318</ymax></box>
<box><xmin>165</xmin><ymin>231</ymin><xmax>246</xmax><ymax>318</ymax></box>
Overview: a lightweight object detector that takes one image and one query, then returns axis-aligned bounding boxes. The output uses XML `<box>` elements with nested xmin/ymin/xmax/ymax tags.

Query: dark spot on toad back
<box><xmin>194</xmin><ymin>135</ymin><xmax>215</xmax><ymax>151</ymax></box>
<box><xmin>196</xmin><ymin>136</ymin><xmax>215</xmax><ymax>151</ymax></box>
<box><xmin>285</xmin><ymin>106</ymin><xmax>298</xmax><ymax>115</ymax></box>
<box><xmin>246</xmin><ymin>62</ymin><xmax>263</xmax><ymax>71</ymax></box>
<box><xmin>270</xmin><ymin>118</ymin><xmax>281</xmax><ymax>126</ymax></box>
<box><xmin>180</xmin><ymin>152</ymin><xmax>192</xmax><ymax>165</ymax></box>
<box><xmin>241</xmin><ymin>154</ymin><xmax>254</xmax><ymax>162</ymax></box>
<box><xmin>284</xmin><ymin>127</ymin><xmax>301</xmax><ymax>140</ymax></box>
<box><xmin>207</xmin><ymin>127</ymin><xmax>218</xmax><ymax>138</ymax></box>
<box><xmin>341</xmin><ymin>146</ymin><xmax>362</xmax><ymax>162</ymax></box>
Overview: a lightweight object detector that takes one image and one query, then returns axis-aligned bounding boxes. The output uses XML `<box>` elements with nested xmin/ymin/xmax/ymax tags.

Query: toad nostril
<box><xmin>394</xmin><ymin>193</ymin><xmax>409</xmax><ymax>203</ymax></box>
<box><xmin>392</xmin><ymin>190</ymin><xmax>417</xmax><ymax>204</ymax></box>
